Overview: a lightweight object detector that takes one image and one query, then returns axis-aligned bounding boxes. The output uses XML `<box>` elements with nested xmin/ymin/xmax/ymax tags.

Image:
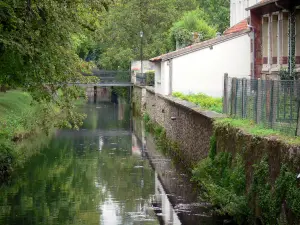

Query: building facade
<box><xmin>150</xmin><ymin>30</ymin><xmax>251</xmax><ymax>97</ymax></box>
<box><xmin>249</xmin><ymin>0</ymin><xmax>300</xmax><ymax>79</ymax></box>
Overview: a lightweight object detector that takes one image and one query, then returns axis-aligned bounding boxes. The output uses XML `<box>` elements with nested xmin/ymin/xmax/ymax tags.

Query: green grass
<box><xmin>215</xmin><ymin>118</ymin><xmax>300</xmax><ymax>145</ymax></box>
<box><xmin>173</xmin><ymin>92</ymin><xmax>222</xmax><ymax>113</ymax></box>
<box><xmin>0</xmin><ymin>90</ymin><xmax>33</xmax><ymax>118</ymax></box>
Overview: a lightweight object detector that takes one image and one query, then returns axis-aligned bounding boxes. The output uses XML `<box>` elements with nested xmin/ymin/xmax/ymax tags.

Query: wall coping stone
<box><xmin>133</xmin><ymin>85</ymin><xmax>144</xmax><ymax>89</ymax></box>
<box><xmin>144</xmin><ymin>87</ymin><xmax>226</xmax><ymax>120</ymax></box>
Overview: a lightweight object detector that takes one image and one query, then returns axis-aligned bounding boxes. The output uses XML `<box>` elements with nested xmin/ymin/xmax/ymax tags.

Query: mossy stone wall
<box><xmin>135</xmin><ymin>86</ymin><xmax>224</xmax><ymax>166</ymax></box>
<box><xmin>215</xmin><ymin>123</ymin><xmax>300</xmax><ymax>189</ymax></box>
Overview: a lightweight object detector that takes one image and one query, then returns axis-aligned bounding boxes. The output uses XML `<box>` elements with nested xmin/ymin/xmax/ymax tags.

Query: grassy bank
<box><xmin>0</xmin><ymin>90</ymin><xmax>79</xmax><ymax>182</ymax></box>
<box><xmin>173</xmin><ymin>92</ymin><xmax>222</xmax><ymax>113</ymax></box>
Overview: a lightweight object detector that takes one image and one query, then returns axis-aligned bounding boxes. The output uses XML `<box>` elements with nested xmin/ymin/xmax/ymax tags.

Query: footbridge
<box><xmin>80</xmin><ymin>69</ymin><xmax>133</xmax><ymax>87</ymax></box>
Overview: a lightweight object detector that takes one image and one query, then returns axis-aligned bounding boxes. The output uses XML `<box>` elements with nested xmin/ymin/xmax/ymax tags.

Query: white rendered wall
<box><xmin>171</xmin><ymin>34</ymin><xmax>251</xmax><ymax>97</ymax></box>
<box><xmin>153</xmin><ymin>61</ymin><xmax>171</xmax><ymax>95</ymax></box>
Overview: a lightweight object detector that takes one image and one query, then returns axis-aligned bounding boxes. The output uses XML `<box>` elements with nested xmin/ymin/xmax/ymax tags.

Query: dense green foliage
<box><xmin>97</xmin><ymin>0</ymin><xmax>199</xmax><ymax>70</ymax></box>
<box><xmin>198</xmin><ymin>0</ymin><xmax>230</xmax><ymax>32</ymax></box>
<box><xmin>145</xmin><ymin>70</ymin><xmax>155</xmax><ymax>86</ymax></box>
<box><xmin>173</xmin><ymin>92</ymin><xmax>223</xmax><ymax>113</ymax></box>
<box><xmin>169</xmin><ymin>10</ymin><xmax>216</xmax><ymax>48</ymax></box>
<box><xmin>0</xmin><ymin>0</ymin><xmax>107</xmax><ymax>127</ymax></box>
<box><xmin>192</xmin><ymin>136</ymin><xmax>248</xmax><ymax>224</ymax></box>
<box><xmin>96</xmin><ymin>0</ymin><xmax>230</xmax><ymax>70</ymax></box>
<box><xmin>192</xmin><ymin>134</ymin><xmax>300</xmax><ymax>224</ymax></box>
<box><xmin>0</xmin><ymin>90</ymin><xmax>65</xmax><ymax>181</ymax></box>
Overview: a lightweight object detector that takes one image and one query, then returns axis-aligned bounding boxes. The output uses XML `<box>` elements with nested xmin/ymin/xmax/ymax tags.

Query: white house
<box><xmin>149</xmin><ymin>0</ymin><xmax>265</xmax><ymax>97</ymax></box>
<box><xmin>150</xmin><ymin>29</ymin><xmax>252</xmax><ymax>97</ymax></box>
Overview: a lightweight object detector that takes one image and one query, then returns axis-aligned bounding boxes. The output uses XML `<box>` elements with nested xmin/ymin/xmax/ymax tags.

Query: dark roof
<box><xmin>224</xmin><ymin>18</ymin><xmax>249</xmax><ymax>35</ymax></box>
<box><xmin>246</xmin><ymin>0</ymin><xmax>278</xmax><ymax>11</ymax></box>
<box><xmin>150</xmin><ymin>29</ymin><xmax>250</xmax><ymax>62</ymax></box>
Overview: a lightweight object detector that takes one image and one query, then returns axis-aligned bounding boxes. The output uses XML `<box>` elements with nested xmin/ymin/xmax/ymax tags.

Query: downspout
<box><xmin>247</xmin><ymin>18</ymin><xmax>255</xmax><ymax>79</ymax></box>
<box><xmin>275</xmin><ymin>1</ymin><xmax>294</xmax><ymax>78</ymax></box>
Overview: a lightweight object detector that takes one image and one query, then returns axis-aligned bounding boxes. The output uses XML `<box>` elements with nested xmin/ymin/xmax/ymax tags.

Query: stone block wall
<box><xmin>132</xmin><ymin>85</ymin><xmax>144</xmax><ymax>115</ymax></box>
<box><xmin>136</xmin><ymin>86</ymin><xmax>224</xmax><ymax>166</ymax></box>
<box><xmin>133</xmin><ymin>85</ymin><xmax>300</xmax><ymax>183</ymax></box>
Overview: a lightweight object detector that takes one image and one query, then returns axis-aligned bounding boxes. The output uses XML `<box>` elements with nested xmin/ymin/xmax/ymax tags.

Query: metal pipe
<box><xmin>247</xmin><ymin>21</ymin><xmax>256</xmax><ymax>79</ymax></box>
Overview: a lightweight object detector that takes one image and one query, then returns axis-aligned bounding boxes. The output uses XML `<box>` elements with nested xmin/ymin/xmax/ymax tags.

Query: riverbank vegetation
<box><xmin>173</xmin><ymin>92</ymin><xmax>223</xmax><ymax>113</ymax></box>
<box><xmin>143</xmin><ymin>111</ymin><xmax>300</xmax><ymax>224</ymax></box>
<box><xmin>192</xmin><ymin>134</ymin><xmax>300</xmax><ymax>224</ymax></box>
<box><xmin>0</xmin><ymin>90</ymin><xmax>87</xmax><ymax>182</ymax></box>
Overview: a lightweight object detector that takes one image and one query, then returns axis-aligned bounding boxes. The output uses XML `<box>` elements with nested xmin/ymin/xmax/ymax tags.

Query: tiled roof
<box><xmin>149</xmin><ymin>29</ymin><xmax>250</xmax><ymax>62</ymax></box>
<box><xmin>224</xmin><ymin>19</ymin><xmax>249</xmax><ymax>35</ymax></box>
<box><xmin>246</xmin><ymin>0</ymin><xmax>276</xmax><ymax>10</ymax></box>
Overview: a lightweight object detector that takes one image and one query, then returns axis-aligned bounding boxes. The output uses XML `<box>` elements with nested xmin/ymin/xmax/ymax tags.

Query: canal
<box><xmin>0</xmin><ymin>96</ymin><xmax>228</xmax><ymax>225</ymax></box>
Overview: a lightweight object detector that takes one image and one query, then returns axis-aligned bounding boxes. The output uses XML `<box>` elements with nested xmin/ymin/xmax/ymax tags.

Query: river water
<box><xmin>0</xmin><ymin>98</ymin><xmax>228</xmax><ymax>225</ymax></box>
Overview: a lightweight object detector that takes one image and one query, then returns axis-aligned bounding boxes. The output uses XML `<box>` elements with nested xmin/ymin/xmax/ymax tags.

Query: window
<box><xmin>271</xmin><ymin>14</ymin><xmax>279</xmax><ymax>65</ymax></box>
<box><xmin>262</xmin><ymin>16</ymin><xmax>270</xmax><ymax>65</ymax></box>
<box><xmin>282</xmin><ymin>12</ymin><xmax>289</xmax><ymax>64</ymax></box>
<box><xmin>296</xmin><ymin>9</ymin><xmax>300</xmax><ymax>64</ymax></box>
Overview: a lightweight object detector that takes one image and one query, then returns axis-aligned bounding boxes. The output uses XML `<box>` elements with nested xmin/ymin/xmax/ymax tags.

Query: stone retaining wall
<box><xmin>135</xmin><ymin>86</ymin><xmax>224</xmax><ymax>166</ymax></box>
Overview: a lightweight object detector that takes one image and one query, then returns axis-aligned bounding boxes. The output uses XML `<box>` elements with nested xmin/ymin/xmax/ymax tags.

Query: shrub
<box><xmin>0</xmin><ymin>138</ymin><xmax>15</xmax><ymax>181</ymax></box>
<box><xmin>145</xmin><ymin>71</ymin><xmax>155</xmax><ymax>86</ymax></box>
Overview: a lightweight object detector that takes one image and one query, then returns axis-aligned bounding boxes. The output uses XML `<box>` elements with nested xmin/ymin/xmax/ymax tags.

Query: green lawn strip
<box><xmin>215</xmin><ymin>118</ymin><xmax>300</xmax><ymax>145</ymax></box>
<box><xmin>173</xmin><ymin>92</ymin><xmax>222</xmax><ymax>113</ymax></box>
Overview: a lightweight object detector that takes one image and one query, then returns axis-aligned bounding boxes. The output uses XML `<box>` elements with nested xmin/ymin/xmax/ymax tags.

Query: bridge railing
<box><xmin>84</xmin><ymin>70</ymin><xmax>131</xmax><ymax>84</ymax></box>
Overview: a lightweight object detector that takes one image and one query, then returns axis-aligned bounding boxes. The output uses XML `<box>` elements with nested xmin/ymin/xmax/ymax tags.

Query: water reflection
<box><xmin>0</xmin><ymin>98</ymin><xmax>227</xmax><ymax>225</ymax></box>
<box><xmin>153</xmin><ymin>172</ymin><xmax>182</xmax><ymax>225</ymax></box>
<box><xmin>0</xmin><ymin>101</ymin><xmax>158</xmax><ymax>225</ymax></box>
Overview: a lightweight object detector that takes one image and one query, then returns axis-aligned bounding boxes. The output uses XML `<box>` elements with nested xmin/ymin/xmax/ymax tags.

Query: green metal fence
<box><xmin>223</xmin><ymin>74</ymin><xmax>300</xmax><ymax>136</ymax></box>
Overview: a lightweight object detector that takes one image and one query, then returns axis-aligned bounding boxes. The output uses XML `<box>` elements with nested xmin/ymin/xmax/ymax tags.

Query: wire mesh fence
<box><xmin>223</xmin><ymin>74</ymin><xmax>300</xmax><ymax>136</ymax></box>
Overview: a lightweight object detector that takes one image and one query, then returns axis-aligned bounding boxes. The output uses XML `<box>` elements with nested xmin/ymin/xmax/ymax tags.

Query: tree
<box><xmin>0</xmin><ymin>0</ymin><xmax>111</xmax><ymax>127</ymax></box>
<box><xmin>169</xmin><ymin>9</ymin><xmax>217</xmax><ymax>49</ymax></box>
<box><xmin>197</xmin><ymin>0</ymin><xmax>230</xmax><ymax>33</ymax></box>
<box><xmin>97</xmin><ymin>0</ymin><xmax>198</xmax><ymax>70</ymax></box>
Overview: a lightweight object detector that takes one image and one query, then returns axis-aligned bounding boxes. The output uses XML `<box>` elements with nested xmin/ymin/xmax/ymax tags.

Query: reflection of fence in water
<box><xmin>223</xmin><ymin>75</ymin><xmax>300</xmax><ymax>136</ymax></box>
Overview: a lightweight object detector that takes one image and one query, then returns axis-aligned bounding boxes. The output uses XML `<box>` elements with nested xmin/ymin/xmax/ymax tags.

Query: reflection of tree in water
<box><xmin>0</xmin><ymin>138</ymin><xmax>104</xmax><ymax>225</ymax></box>
<box><xmin>97</xmin><ymin>147</ymin><xmax>156</xmax><ymax>224</ymax></box>
<box><xmin>0</xmin><ymin>135</ymin><xmax>156</xmax><ymax>225</ymax></box>
<box><xmin>80</xmin><ymin>103</ymin><xmax>131</xmax><ymax>130</ymax></box>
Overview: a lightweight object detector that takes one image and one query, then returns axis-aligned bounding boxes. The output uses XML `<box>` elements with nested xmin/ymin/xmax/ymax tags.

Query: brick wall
<box><xmin>251</xmin><ymin>11</ymin><xmax>263</xmax><ymax>79</ymax></box>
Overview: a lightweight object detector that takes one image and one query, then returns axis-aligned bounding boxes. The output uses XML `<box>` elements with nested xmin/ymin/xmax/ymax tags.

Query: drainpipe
<box><xmin>247</xmin><ymin>21</ymin><xmax>256</xmax><ymax>79</ymax></box>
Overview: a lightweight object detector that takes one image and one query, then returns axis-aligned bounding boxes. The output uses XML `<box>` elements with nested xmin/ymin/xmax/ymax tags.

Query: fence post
<box><xmin>270</xmin><ymin>80</ymin><xmax>278</xmax><ymax>129</ymax></box>
<box><xmin>256</xmin><ymin>79</ymin><xmax>262</xmax><ymax>124</ymax></box>
<box><xmin>242</xmin><ymin>78</ymin><xmax>247</xmax><ymax>118</ymax></box>
<box><xmin>223</xmin><ymin>73</ymin><xmax>229</xmax><ymax>114</ymax></box>
<box><xmin>231</xmin><ymin>78</ymin><xmax>237</xmax><ymax>116</ymax></box>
